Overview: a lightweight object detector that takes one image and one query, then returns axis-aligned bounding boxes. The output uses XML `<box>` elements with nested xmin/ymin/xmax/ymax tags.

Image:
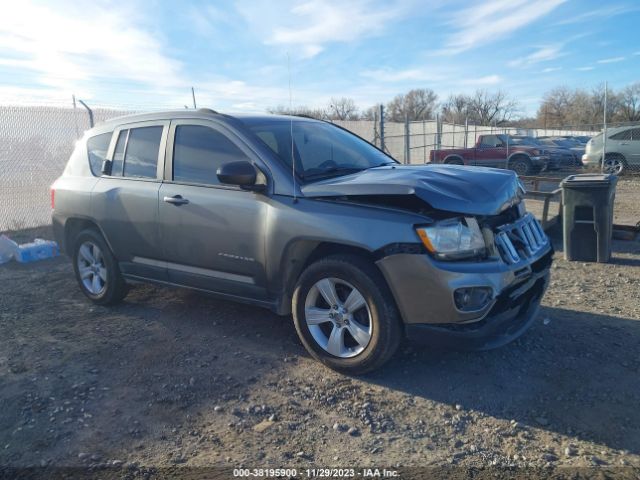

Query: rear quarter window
<box><xmin>87</xmin><ymin>132</ymin><xmax>113</xmax><ymax>176</ymax></box>
<box><xmin>610</xmin><ymin>129</ymin><xmax>632</xmax><ymax>141</ymax></box>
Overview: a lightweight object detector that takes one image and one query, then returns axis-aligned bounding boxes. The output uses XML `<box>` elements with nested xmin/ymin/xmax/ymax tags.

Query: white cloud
<box><xmin>597</xmin><ymin>56</ymin><xmax>625</xmax><ymax>64</ymax></box>
<box><xmin>0</xmin><ymin>1</ymin><xmax>317</xmax><ymax>110</ymax></box>
<box><xmin>360</xmin><ymin>67</ymin><xmax>447</xmax><ymax>83</ymax></box>
<box><xmin>575</xmin><ymin>66</ymin><xmax>594</xmax><ymax>71</ymax></box>
<box><xmin>542</xmin><ymin>67</ymin><xmax>562</xmax><ymax>73</ymax></box>
<box><xmin>459</xmin><ymin>75</ymin><xmax>502</xmax><ymax>86</ymax></box>
<box><xmin>508</xmin><ymin>45</ymin><xmax>565</xmax><ymax>67</ymax></box>
<box><xmin>235</xmin><ymin>0</ymin><xmax>412</xmax><ymax>58</ymax></box>
<box><xmin>0</xmin><ymin>1</ymin><xmax>185</xmax><ymax>96</ymax></box>
<box><xmin>442</xmin><ymin>0</ymin><xmax>566</xmax><ymax>54</ymax></box>
<box><xmin>554</xmin><ymin>4</ymin><xmax>639</xmax><ymax>25</ymax></box>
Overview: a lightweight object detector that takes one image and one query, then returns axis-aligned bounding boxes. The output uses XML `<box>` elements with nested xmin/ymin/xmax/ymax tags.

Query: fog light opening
<box><xmin>454</xmin><ymin>287</ymin><xmax>493</xmax><ymax>312</ymax></box>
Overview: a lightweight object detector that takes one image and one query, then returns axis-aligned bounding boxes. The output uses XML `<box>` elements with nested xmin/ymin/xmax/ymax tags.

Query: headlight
<box><xmin>416</xmin><ymin>217</ymin><xmax>486</xmax><ymax>260</ymax></box>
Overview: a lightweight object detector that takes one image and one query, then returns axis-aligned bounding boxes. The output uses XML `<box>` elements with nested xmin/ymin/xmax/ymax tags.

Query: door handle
<box><xmin>163</xmin><ymin>195</ymin><xmax>189</xmax><ymax>205</ymax></box>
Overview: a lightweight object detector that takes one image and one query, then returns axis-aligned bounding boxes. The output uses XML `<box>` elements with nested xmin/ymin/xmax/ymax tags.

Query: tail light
<box><xmin>51</xmin><ymin>188</ymin><xmax>55</xmax><ymax>209</ymax></box>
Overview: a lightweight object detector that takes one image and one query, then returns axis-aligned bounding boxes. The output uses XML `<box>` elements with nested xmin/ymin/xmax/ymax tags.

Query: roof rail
<box><xmin>197</xmin><ymin>108</ymin><xmax>219</xmax><ymax>114</ymax></box>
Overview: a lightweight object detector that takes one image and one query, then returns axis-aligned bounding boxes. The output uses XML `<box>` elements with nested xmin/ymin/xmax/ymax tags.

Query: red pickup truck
<box><xmin>429</xmin><ymin>134</ymin><xmax>550</xmax><ymax>176</ymax></box>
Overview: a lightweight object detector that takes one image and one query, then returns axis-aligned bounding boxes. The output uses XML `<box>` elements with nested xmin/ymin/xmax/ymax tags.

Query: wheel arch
<box><xmin>507</xmin><ymin>152</ymin><xmax>532</xmax><ymax>163</ymax></box>
<box><xmin>64</xmin><ymin>217</ymin><xmax>113</xmax><ymax>257</ymax></box>
<box><xmin>604</xmin><ymin>151</ymin><xmax>627</xmax><ymax>162</ymax></box>
<box><xmin>276</xmin><ymin>240</ymin><xmax>380</xmax><ymax>315</ymax></box>
<box><xmin>443</xmin><ymin>154</ymin><xmax>465</xmax><ymax>164</ymax></box>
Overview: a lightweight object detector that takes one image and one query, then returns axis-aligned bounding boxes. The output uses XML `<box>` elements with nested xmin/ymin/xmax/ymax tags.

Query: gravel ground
<box><xmin>0</xmin><ymin>227</ymin><xmax>639</xmax><ymax>478</ymax></box>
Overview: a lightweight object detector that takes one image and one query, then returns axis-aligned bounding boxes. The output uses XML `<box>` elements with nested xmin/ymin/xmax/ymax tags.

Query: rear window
<box><xmin>123</xmin><ymin>126</ymin><xmax>163</xmax><ymax>179</ymax></box>
<box><xmin>87</xmin><ymin>132</ymin><xmax>113</xmax><ymax>176</ymax></box>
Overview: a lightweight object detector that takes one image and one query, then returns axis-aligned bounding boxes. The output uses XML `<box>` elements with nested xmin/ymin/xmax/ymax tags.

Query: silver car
<box><xmin>52</xmin><ymin>109</ymin><xmax>552</xmax><ymax>374</ymax></box>
<box><xmin>582</xmin><ymin>125</ymin><xmax>640</xmax><ymax>174</ymax></box>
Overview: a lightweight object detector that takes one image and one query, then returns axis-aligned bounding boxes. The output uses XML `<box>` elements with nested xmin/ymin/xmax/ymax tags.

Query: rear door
<box><xmin>615</xmin><ymin>128</ymin><xmax>640</xmax><ymax>165</ymax></box>
<box><xmin>157</xmin><ymin>119</ymin><xmax>269</xmax><ymax>300</ymax></box>
<box><xmin>92</xmin><ymin>120</ymin><xmax>169</xmax><ymax>280</ymax></box>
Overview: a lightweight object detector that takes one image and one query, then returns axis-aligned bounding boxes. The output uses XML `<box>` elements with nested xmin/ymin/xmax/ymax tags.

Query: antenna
<box><xmin>288</xmin><ymin>53</ymin><xmax>297</xmax><ymax>203</ymax></box>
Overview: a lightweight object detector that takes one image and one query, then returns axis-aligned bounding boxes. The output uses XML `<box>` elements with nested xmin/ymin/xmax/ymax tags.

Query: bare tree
<box><xmin>468</xmin><ymin>90</ymin><xmax>518</xmax><ymax>125</ymax></box>
<box><xmin>360</xmin><ymin>105</ymin><xmax>380</xmax><ymax>121</ymax></box>
<box><xmin>441</xmin><ymin>94</ymin><xmax>471</xmax><ymax>124</ymax></box>
<box><xmin>537</xmin><ymin>87</ymin><xmax>574</xmax><ymax>127</ymax></box>
<box><xmin>386</xmin><ymin>88</ymin><xmax>438</xmax><ymax>122</ymax></box>
<box><xmin>266</xmin><ymin>105</ymin><xmax>327</xmax><ymax>119</ymax></box>
<box><xmin>617</xmin><ymin>82</ymin><xmax>640</xmax><ymax>122</ymax></box>
<box><xmin>537</xmin><ymin>84</ymin><xmax>628</xmax><ymax>128</ymax></box>
<box><xmin>326</xmin><ymin>97</ymin><xmax>359</xmax><ymax>120</ymax></box>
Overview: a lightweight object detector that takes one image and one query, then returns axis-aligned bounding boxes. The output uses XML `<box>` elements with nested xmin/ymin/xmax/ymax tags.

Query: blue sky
<box><xmin>0</xmin><ymin>0</ymin><xmax>638</xmax><ymax>116</ymax></box>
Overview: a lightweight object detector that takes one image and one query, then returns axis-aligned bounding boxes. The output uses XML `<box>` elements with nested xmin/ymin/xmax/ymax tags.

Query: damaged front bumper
<box><xmin>376</xmin><ymin>243</ymin><xmax>553</xmax><ymax>350</ymax></box>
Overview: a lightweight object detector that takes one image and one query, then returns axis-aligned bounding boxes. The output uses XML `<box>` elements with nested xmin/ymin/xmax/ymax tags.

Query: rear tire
<box><xmin>603</xmin><ymin>153</ymin><xmax>626</xmax><ymax>175</ymax></box>
<box><xmin>72</xmin><ymin>229</ymin><xmax>128</xmax><ymax>305</ymax></box>
<box><xmin>292</xmin><ymin>255</ymin><xmax>402</xmax><ymax>375</ymax></box>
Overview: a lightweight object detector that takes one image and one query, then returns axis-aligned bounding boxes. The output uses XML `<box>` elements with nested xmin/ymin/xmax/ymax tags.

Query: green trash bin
<box><xmin>561</xmin><ymin>173</ymin><xmax>618</xmax><ymax>263</ymax></box>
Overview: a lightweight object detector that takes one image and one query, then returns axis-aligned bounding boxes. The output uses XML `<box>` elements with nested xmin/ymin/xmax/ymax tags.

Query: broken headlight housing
<box><xmin>415</xmin><ymin>217</ymin><xmax>486</xmax><ymax>260</ymax></box>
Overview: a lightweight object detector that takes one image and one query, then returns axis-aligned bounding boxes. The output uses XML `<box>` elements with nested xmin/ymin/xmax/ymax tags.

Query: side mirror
<box><xmin>101</xmin><ymin>159</ymin><xmax>112</xmax><ymax>175</ymax></box>
<box><xmin>217</xmin><ymin>161</ymin><xmax>260</xmax><ymax>189</ymax></box>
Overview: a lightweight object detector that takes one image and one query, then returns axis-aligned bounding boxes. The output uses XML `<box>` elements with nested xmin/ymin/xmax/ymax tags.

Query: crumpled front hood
<box><xmin>301</xmin><ymin>164</ymin><xmax>522</xmax><ymax>216</ymax></box>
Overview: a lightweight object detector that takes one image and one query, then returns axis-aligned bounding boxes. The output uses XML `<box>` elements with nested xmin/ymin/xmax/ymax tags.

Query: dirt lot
<box><xmin>1</xmin><ymin>227</ymin><xmax>639</xmax><ymax>478</ymax></box>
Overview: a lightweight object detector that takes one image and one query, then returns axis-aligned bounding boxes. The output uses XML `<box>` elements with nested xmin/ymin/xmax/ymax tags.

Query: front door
<box><xmin>474</xmin><ymin>134</ymin><xmax>505</xmax><ymax>168</ymax></box>
<box><xmin>157</xmin><ymin>120</ymin><xmax>269</xmax><ymax>300</ymax></box>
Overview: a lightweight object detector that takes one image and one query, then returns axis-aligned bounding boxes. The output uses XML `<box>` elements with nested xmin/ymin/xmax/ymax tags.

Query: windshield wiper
<box><xmin>303</xmin><ymin>167</ymin><xmax>366</xmax><ymax>181</ymax></box>
<box><xmin>371</xmin><ymin>161</ymin><xmax>397</xmax><ymax>167</ymax></box>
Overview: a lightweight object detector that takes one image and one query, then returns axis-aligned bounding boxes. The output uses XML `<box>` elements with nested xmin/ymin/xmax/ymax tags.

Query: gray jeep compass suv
<box><xmin>52</xmin><ymin>109</ymin><xmax>552</xmax><ymax>374</ymax></box>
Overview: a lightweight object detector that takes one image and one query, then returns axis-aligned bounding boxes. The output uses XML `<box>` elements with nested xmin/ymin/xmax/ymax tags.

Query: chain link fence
<box><xmin>1</xmin><ymin>105</ymin><xmax>638</xmax><ymax>232</ymax></box>
<box><xmin>0</xmin><ymin>105</ymin><xmax>137</xmax><ymax>231</ymax></box>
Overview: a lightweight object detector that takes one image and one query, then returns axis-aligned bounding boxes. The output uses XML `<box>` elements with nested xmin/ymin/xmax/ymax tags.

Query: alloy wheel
<box><xmin>77</xmin><ymin>241</ymin><xmax>107</xmax><ymax>295</ymax></box>
<box><xmin>603</xmin><ymin>157</ymin><xmax>624</xmax><ymax>175</ymax></box>
<box><xmin>304</xmin><ymin>277</ymin><xmax>372</xmax><ymax>358</ymax></box>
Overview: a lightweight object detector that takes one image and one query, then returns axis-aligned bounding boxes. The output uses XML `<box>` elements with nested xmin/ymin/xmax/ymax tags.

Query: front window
<box><xmin>172</xmin><ymin>125</ymin><xmax>250</xmax><ymax>185</ymax></box>
<box><xmin>243</xmin><ymin>119</ymin><xmax>396</xmax><ymax>181</ymax></box>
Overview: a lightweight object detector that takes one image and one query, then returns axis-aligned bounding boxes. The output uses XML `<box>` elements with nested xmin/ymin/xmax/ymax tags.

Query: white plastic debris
<box><xmin>0</xmin><ymin>235</ymin><xmax>18</xmax><ymax>264</ymax></box>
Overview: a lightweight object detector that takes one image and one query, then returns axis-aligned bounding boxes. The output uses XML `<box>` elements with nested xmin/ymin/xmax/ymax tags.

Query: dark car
<box><xmin>538</xmin><ymin>137</ymin><xmax>585</xmax><ymax>161</ymax></box>
<box><xmin>51</xmin><ymin>109</ymin><xmax>552</xmax><ymax>374</ymax></box>
<box><xmin>510</xmin><ymin>135</ymin><xmax>578</xmax><ymax>168</ymax></box>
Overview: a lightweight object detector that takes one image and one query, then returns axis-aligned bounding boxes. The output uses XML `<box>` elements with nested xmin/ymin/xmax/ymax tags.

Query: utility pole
<box><xmin>379</xmin><ymin>104</ymin><xmax>385</xmax><ymax>152</ymax></box>
<box><xmin>78</xmin><ymin>99</ymin><xmax>94</xmax><ymax>128</ymax></box>
<box><xmin>191</xmin><ymin>87</ymin><xmax>197</xmax><ymax>109</ymax></box>
<box><xmin>72</xmin><ymin>94</ymin><xmax>79</xmax><ymax>139</ymax></box>
<box><xmin>404</xmin><ymin>115</ymin><xmax>410</xmax><ymax>164</ymax></box>
<box><xmin>602</xmin><ymin>81</ymin><xmax>608</xmax><ymax>173</ymax></box>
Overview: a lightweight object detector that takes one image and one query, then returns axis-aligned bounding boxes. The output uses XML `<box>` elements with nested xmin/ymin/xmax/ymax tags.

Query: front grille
<box><xmin>494</xmin><ymin>213</ymin><xmax>549</xmax><ymax>265</ymax></box>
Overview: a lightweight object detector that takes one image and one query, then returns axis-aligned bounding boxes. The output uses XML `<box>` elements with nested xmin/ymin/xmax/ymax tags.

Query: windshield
<box><xmin>243</xmin><ymin>118</ymin><xmax>396</xmax><ymax>181</ymax></box>
<box><xmin>553</xmin><ymin>139</ymin><xmax>575</xmax><ymax>147</ymax></box>
<box><xmin>511</xmin><ymin>136</ymin><xmax>541</xmax><ymax>145</ymax></box>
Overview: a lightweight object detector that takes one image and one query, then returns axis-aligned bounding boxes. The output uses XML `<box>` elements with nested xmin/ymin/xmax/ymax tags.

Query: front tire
<box><xmin>292</xmin><ymin>255</ymin><xmax>402</xmax><ymax>374</ymax></box>
<box><xmin>509</xmin><ymin>156</ymin><xmax>532</xmax><ymax>176</ymax></box>
<box><xmin>72</xmin><ymin>229</ymin><xmax>128</xmax><ymax>305</ymax></box>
